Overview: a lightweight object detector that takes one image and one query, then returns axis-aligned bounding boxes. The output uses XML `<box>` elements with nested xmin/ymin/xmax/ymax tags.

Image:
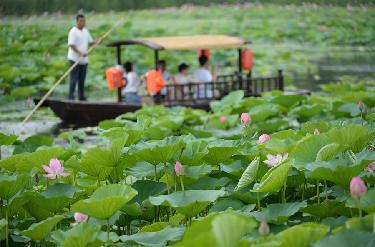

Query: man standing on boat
<box><xmin>67</xmin><ymin>14</ymin><xmax>102</xmax><ymax>100</ymax></box>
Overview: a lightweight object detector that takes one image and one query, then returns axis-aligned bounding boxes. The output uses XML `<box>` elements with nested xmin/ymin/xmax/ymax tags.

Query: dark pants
<box><xmin>68</xmin><ymin>60</ymin><xmax>87</xmax><ymax>100</ymax></box>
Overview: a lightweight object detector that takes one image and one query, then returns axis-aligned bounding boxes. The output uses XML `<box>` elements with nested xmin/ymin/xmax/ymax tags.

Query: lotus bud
<box><xmin>241</xmin><ymin>113</ymin><xmax>251</xmax><ymax>127</ymax></box>
<box><xmin>367</xmin><ymin>161</ymin><xmax>375</xmax><ymax>174</ymax></box>
<box><xmin>219</xmin><ymin>115</ymin><xmax>227</xmax><ymax>123</ymax></box>
<box><xmin>74</xmin><ymin>212</ymin><xmax>88</xmax><ymax>222</ymax></box>
<box><xmin>313</xmin><ymin>128</ymin><xmax>320</xmax><ymax>135</ymax></box>
<box><xmin>258</xmin><ymin>134</ymin><xmax>271</xmax><ymax>144</ymax></box>
<box><xmin>350</xmin><ymin>176</ymin><xmax>367</xmax><ymax>198</ymax></box>
<box><xmin>175</xmin><ymin>161</ymin><xmax>184</xmax><ymax>176</ymax></box>
<box><xmin>358</xmin><ymin>101</ymin><xmax>365</xmax><ymax>111</ymax></box>
<box><xmin>259</xmin><ymin>221</ymin><xmax>270</xmax><ymax>236</ymax></box>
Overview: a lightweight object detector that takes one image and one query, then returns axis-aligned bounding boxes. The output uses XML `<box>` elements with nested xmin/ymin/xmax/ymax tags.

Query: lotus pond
<box><xmin>1</xmin><ymin>79</ymin><xmax>375</xmax><ymax>247</ymax></box>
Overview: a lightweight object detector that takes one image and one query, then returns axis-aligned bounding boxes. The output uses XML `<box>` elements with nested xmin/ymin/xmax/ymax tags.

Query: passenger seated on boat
<box><xmin>145</xmin><ymin>62</ymin><xmax>166</xmax><ymax>103</ymax></box>
<box><xmin>171</xmin><ymin>63</ymin><xmax>191</xmax><ymax>101</ymax></box>
<box><xmin>121</xmin><ymin>61</ymin><xmax>141</xmax><ymax>104</ymax></box>
<box><xmin>158</xmin><ymin>60</ymin><xmax>170</xmax><ymax>99</ymax></box>
<box><xmin>193</xmin><ymin>55</ymin><xmax>215</xmax><ymax>99</ymax></box>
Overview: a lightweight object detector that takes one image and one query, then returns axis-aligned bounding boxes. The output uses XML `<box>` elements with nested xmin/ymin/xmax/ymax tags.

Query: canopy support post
<box><xmin>238</xmin><ymin>48</ymin><xmax>243</xmax><ymax>74</ymax></box>
<box><xmin>154</xmin><ymin>50</ymin><xmax>159</xmax><ymax>70</ymax></box>
<box><xmin>278</xmin><ymin>69</ymin><xmax>284</xmax><ymax>91</ymax></box>
<box><xmin>238</xmin><ymin>48</ymin><xmax>243</xmax><ymax>89</ymax></box>
<box><xmin>116</xmin><ymin>45</ymin><xmax>122</xmax><ymax>102</ymax></box>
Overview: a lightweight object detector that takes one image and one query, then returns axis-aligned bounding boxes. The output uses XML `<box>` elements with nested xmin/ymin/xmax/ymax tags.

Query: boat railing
<box><xmin>163</xmin><ymin>70</ymin><xmax>283</xmax><ymax>105</ymax></box>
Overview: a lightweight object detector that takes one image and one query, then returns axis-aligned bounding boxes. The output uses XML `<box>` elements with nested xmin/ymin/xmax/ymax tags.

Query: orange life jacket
<box><xmin>105</xmin><ymin>67</ymin><xmax>125</xmax><ymax>90</ymax></box>
<box><xmin>145</xmin><ymin>69</ymin><xmax>165</xmax><ymax>94</ymax></box>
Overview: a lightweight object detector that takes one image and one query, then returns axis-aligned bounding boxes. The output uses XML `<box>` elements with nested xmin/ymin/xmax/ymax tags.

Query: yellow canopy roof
<box><xmin>107</xmin><ymin>35</ymin><xmax>250</xmax><ymax>50</ymax></box>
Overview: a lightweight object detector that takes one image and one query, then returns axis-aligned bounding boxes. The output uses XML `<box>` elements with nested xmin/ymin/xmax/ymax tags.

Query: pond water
<box><xmin>1</xmin><ymin>48</ymin><xmax>374</xmax><ymax>139</ymax></box>
<box><xmin>293</xmin><ymin>49</ymin><xmax>375</xmax><ymax>91</ymax></box>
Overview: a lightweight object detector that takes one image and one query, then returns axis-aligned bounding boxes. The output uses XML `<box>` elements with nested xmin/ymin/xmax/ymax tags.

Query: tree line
<box><xmin>0</xmin><ymin>0</ymin><xmax>373</xmax><ymax>15</ymax></box>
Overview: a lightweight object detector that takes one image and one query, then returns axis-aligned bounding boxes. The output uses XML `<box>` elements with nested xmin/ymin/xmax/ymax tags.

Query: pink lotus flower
<box><xmin>350</xmin><ymin>176</ymin><xmax>367</xmax><ymax>198</ymax></box>
<box><xmin>241</xmin><ymin>113</ymin><xmax>251</xmax><ymax>127</ymax></box>
<box><xmin>367</xmin><ymin>161</ymin><xmax>375</xmax><ymax>174</ymax></box>
<box><xmin>263</xmin><ymin>153</ymin><xmax>288</xmax><ymax>168</ymax></box>
<box><xmin>175</xmin><ymin>161</ymin><xmax>184</xmax><ymax>176</ymax></box>
<box><xmin>313</xmin><ymin>128</ymin><xmax>320</xmax><ymax>135</ymax></box>
<box><xmin>219</xmin><ymin>115</ymin><xmax>227</xmax><ymax>123</ymax></box>
<box><xmin>42</xmin><ymin>158</ymin><xmax>69</xmax><ymax>179</ymax></box>
<box><xmin>258</xmin><ymin>221</ymin><xmax>270</xmax><ymax>236</ymax></box>
<box><xmin>74</xmin><ymin>212</ymin><xmax>88</xmax><ymax>222</ymax></box>
<box><xmin>258</xmin><ymin>134</ymin><xmax>271</xmax><ymax>144</ymax></box>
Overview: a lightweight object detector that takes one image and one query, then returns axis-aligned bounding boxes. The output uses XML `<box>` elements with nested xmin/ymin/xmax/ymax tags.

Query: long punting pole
<box><xmin>22</xmin><ymin>19</ymin><xmax>124</xmax><ymax>124</ymax></box>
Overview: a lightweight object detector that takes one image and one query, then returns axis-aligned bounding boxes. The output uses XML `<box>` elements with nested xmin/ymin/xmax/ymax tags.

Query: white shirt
<box><xmin>193</xmin><ymin>67</ymin><xmax>213</xmax><ymax>98</ymax></box>
<box><xmin>122</xmin><ymin>72</ymin><xmax>141</xmax><ymax>94</ymax></box>
<box><xmin>193</xmin><ymin>67</ymin><xmax>213</xmax><ymax>83</ymax></box>
<box><xmin>174</xmin><ymin>73</ymin><xmax>191</xmax><ymax>85</ymax></box>
<box><xmin>67</xmin><ymin>26</ymin><xmax>93</xmax><ymax>64</ymax></box>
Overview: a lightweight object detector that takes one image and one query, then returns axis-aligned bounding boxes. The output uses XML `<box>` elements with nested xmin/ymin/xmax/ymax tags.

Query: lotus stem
<box><xmin>165</xmin><ymin>164</ymin><xmax>170</xmax><ymax>194</ymax></box>
<box><xmin>107</xmin><ymin>219</ymin><xmax>110</xmax><ymax>242</ymax></box>
<box><xmin>282</xmin><ymin>182</ymin><xmax>286</xmax><ymax>203</ymax></box>
<box><xmin>316</xmin><ymin>180</ymin><xmax>320</xmax><ymax>204</ymax></box>
<box><xmin>324</xmin><ymin>180</ymin><xmax>328</xmax><ymax>200</ymax></box>
<box><xmin>154</xmin><ymin>165</ymin><xmax>157</xmax><ymax>181</ymax></box>
<box><xmin>179</xmin><ymin>176</ymin><xmax>185</xmax><ymax>191</ymax></box>
<box><xmin>5</xmin><ymin>205</ymin><xmax>9</xmax><ymax>247</ymax></box>
<box><xmin>257</xmin><ymin>192</ymin><xmax>261</xmax><ymax>211</ymax></box>
<box><xmin>358</xmin><ymin>198</ymin><xmax>362</xmax><ymax>218</ymax></box>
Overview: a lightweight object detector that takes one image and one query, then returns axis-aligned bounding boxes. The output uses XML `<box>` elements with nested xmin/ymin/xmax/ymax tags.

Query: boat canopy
<box><xmin>107</xmin><ymin>35</ymin><xmax>250</xmax><ymax>51</ymax></box>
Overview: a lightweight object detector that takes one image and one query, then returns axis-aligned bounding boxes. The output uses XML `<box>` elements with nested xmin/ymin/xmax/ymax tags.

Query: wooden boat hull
<box><xmin>34</xmin><ymin>98</ymin><xmax>210</xmax><ymax>125</ymax></box>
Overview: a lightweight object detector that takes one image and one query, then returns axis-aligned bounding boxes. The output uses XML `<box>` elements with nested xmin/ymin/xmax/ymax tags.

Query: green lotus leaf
<box><xmin>299</xmin><ymin>120</ymin><xmax>330</xmax><ymax>136</ymax></box>
<box><xmin>327</xmin><ymin>124</ymin><xmax>372</xmax><ymax>152</ymax></box>
<box><xmin>271</xmin><ymin>94</ymin><xmax>306</xmax><ymax>109</ymax></box>
<box><xmin>337</xmin><ymin>103</ymin><xmax>361</xmax><ymax>117</ymax></box>
<box><xmin>131</xmin><ymin>136</ymin><xmax>185</xmax><ymax>165</ymax></box>
<box><xmin>210</xmin><ymin>90</ymin><xmax>244</xmax><ymax>113</ymax></box>
<box><xmin>346</xmin><ymin>188</ymin><xmax>375</xmax><ymax>213</ymax></box>
<box><xmin>235</xmin><ymin>157</ymin><xmax>259</xmax><ymax>191</ymax></box>
<box><xmin>313</xmin><ymin>229</ymin><xmax>375</xmax><ymax>247</ymax></box>
<box><xmin>70</xmin><ymin>139</ymin><xmax>125</xmax><ymax>180</ymax></box>
<box><xmin>126</xmin><ymin>162</ymin><xmax>164</xmax><ymax>179</ymax></box>
<box><xmin>249</xmin><ymin>103</ymin><xmax>280</xmax><ymax>123</ymax></box>
<box><xmin>277</xmin><ymin>222</ymin><xmax>329</xmax><ymax>247</ymax></box>
<box><xmin>21</xmin><ymin>215</ymin><xmax>64</xmax><ymax>241</ymax></box>
<box><xmin>13</xmin><ymin>135</ymin><xmax>53</xmax><ymax>154</ymax></box>
<box><xmin>130</xmin><ymin>180</ymin><xmax>167</xmax><ymax>205</ymax></box>
<box><xmin>72</xmin><ymin>184</ymin><xmax>138</xmax><ymax>220</ymax></box>
<box><xmin>344</xmin><ymin>213</ymin><xmax>375</xmax><ymax>232</ymax></box>
<box><xmin>120</xmin><ymin>226</ymin><xmax>185</xmax><ymax>247</ymax></box>
<box><xmin>305</xmin><ymin>159</ymin><xmax>368</xmax><ymax>188</ymax></box>
<box><xmin>290</xmin><ymin>104</ymin><xmax>324</xmax><ymax>119</ymax></box>
<box><xmin>25</xmin><ymin>183</ymin><xmax>81</xmax><ymax>214</ymax></box>
<box><xmin>149</xmin><ymin>190</ymin><xmax>226</xmax><ymax>217</ymax></box>
<box><xmin>250</xmin><ymin>201</ymin><xmax>307</xmax><ymax>224</ymax></box>
<box><xmin>188</xmin><ymin>177</ymin><xmax>231</xmax><ymax>190</ymax></box>
<box><xmin>174</xmin><ymin>211</ymin><xmax>257</xmax><ymax>247</ymax></box>
<box><xmin>301</xmin><ymin>200</ymin><xmax>351</xmax><ymax>218</ymax></box>
<box><xmin>209</xmin><ymin>198</ymin><xmax>245</xmax><ymax>213</ymax></box>
<box><xmin>179</xmin><ymin>139</ymin><xmax>208</xmax><ymax>165</ymax></box>
<box><xmin>0</xmin><ymin>147</ymin><xmax>65</xmax><ymax>172</ymax></box>
<box><xmin>203</xmin><ymin>142</ymin><xmax>237</xmax><ymax>165</ymax></box>
<box><xmin>253</xmin><ymin>162</ymin><xmax>291</xmax><ymax>193</ymax></box>
<box><xmin>316</xmin><ymin>143</ymin><xmax>342</xmax><ymax>161</ymax></box>
<box><xmin>291</xmin><ymin>135</ymin><xmax>331</xmax><ymax>169</ymax></box>
<box><xmin>0</xmin><ymin>173</ymin><xmax>29</xmax><ymax>200</ymax></box>
<box><xmin>0</xmin><ymin>132</ymin><xmax>18</xmax><ymax>146</ymax></box>
<box><xmin>184</xmin><ymin>165</ymin><xmax>215</xmax><ymax>179</ymax></box>
<box><xmin>52</xmin><ymin>222</ymin><xmax>101</xmax><ymax>247</ymax></box>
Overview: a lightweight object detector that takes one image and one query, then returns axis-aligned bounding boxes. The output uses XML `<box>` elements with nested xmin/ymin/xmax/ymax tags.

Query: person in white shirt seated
<box><xmin>171</xmin><ymin>63</ymin><xmax>191</xmax><ymax>101</ymax></box>
<box><xmin>121</xmin><ymin>62</ymin><xmax>141</xmax><ymax>104</ymax></box>
<box><xmin>193</xmin><ymin>55</ymin><xmax>215</xmax><ymax>99</ymax></box>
